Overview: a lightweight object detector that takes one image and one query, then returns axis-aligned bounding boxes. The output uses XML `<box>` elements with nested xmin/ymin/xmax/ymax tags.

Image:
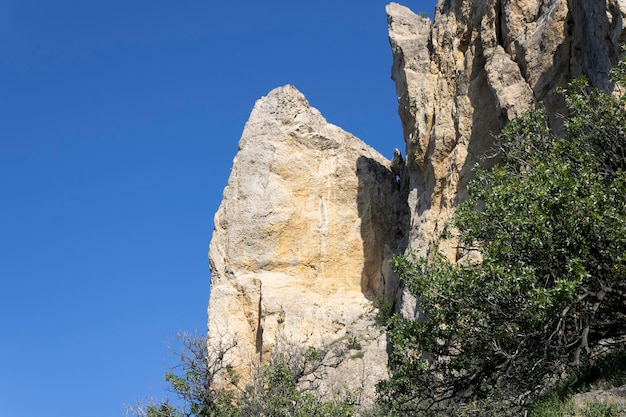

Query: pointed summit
<box><xmin>208</xmin><ymin>85</ymin><xmax>407</xmax><ymax>403</ymax></box>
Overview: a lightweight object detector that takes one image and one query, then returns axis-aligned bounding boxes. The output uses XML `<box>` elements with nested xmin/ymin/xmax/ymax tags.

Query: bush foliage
<box><xmin>127</xmin><ymin>333</ymin><xmax>358</xmax><ymax>417</ymax></box>
<box><xmin>379</xmin><ymin>64</ymin><xmax>626</xmax><ymax>415</ymax></box>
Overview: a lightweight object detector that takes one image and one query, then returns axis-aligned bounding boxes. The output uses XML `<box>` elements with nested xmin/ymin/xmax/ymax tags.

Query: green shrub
<box><xmin>378</xmin><ymin>61</ymin><xmax>626</xmax><ymax>416</ymax></box>
<box><xmin>128</xmin><ymin>333</ymin><xmax>361</xmax><ymax>417</ymax></box>
<box><xmin>374</xmin><ymin>296</ymin><xmax>395</xmax><ymax>327</ymax></box>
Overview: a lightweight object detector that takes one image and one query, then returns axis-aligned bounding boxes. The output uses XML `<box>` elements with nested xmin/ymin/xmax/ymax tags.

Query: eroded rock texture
<box><xmin>208</xmin><ymin>0</ymin><xmax>626</xmax><ymax>400</ymax></box>
<box><xmin>208</xmin><ymin>85</ymin><xmax>407</xmax><ymax>399</ymax></box>
<box><xmin>387</xmin><ymin>0</ymin><xmax>626</xmax><ymax>265</ymax></box>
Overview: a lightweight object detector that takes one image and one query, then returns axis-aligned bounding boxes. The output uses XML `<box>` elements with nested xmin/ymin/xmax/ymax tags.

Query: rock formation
<box><xmin>387</xmin><ymin>0</ymin><xmax>626</xmax><ymax>316</ymax></box>
<box><xmin>387</xmin><ymin>0</ymin><xmax>626</xmax><ymax>262</ymax></box>
<box><xmin>573</xmin><ymin>385</ymin><xmax>626</xmax><ymax>410</ymax></box>
<box><xmin>208</xmin><ymin>85</ymin><xmax>407</xmax><ymax>399</ymax></box>
<box><xmin>208</xmin><ymin>0</ymin><xmax>626</xmax><ymax>402</ymax></box>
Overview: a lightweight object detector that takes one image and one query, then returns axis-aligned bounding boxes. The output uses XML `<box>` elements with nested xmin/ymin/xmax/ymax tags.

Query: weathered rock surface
<box><xmin>386</xmin><ymin>0</ymin><xmax>626</xmax><ymax>290</ymax></box>
<box><xmin>573</xmin><ymin>385</ymin><xmax>626</xmax><ymax>413</ymax></box>
<box><xmin>207</xmin><ymin>0</ymin><xmax>626</xmax><ymax>401</ymax></box>
<box><xmin>208</xmin><ymin>85</ymin><xmax>407</xmax><ymax>400</ymax></box>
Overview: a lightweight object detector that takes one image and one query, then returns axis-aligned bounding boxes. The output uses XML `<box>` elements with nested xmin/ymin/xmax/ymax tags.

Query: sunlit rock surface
<box><xmin>208</xmin><ymin>85</ymin><xmax>407</xmax><ymax>400</ymax></box>
<box><xmin>207</xmin><ymin>0</ymin><xmax>626</xmax><ymax>401</ymax></box>
<box><xmin>387</xmin><ymin>0</ymin><xmax>626</xmax><ymax>316</ymax></box>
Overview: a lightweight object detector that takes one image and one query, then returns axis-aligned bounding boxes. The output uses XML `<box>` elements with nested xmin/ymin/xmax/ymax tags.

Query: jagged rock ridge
<box><xmin>387</xmin><ymin>0</ymin><xmax>626</xmax><ymax>316</ymax></box>
<box><xmin>208</xmin><ymin>0</ymin><xmax>626</xmax><ymax>401</ymax></box>
<box><xmin>208</xmin><ymin>85</ymin><xmax>407</xmax><ymax>400</ymax></box>
<box><xmin>387</xmin><ymin>0</ymin><xmax>626</xmax><ymax>262</ymax></box>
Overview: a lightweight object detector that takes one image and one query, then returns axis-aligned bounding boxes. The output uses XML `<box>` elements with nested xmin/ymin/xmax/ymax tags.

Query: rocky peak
<box><xmin>208</xmin><ymin>0</ymin><xmax>626</xmax><ymax>402</ymax></box>
<box><xmin>387</xmin><ymin>0</ymin><xmax>626</xmax><ymax>264</ymax></box>
<box><xmin>208</xmin><ymin>84</ymin><xmax>407</xmax><ymax>400</ymax></box>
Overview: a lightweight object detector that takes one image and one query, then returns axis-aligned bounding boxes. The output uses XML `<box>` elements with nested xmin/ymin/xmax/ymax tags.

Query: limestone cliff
<box><xmin>208</xmin><ymin>0</ymin><xmax>626</xmax><ymax>401</ymax></box>
<box><xmin>208</xmin><ymin>85</ymin><xmax>407</xmax><ymax>399</ymax></box>
<box><xmin>387</xmin><ymin>0</ymin><xmax>626</xmax><ymax>317</ymax></box>
<box><xmin>387</xmin><ymin>0</ymin><xmax>626</xmax><ymax>262</ymax></box>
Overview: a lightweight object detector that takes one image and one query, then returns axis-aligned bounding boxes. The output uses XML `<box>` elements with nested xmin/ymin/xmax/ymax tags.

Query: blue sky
<box><xmin>0</xmin><ymin>1</ymin><xmax>436</xmax><ymax>416</ymax></box>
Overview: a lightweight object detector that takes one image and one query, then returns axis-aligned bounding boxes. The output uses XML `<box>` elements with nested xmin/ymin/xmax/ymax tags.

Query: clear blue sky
<box><xmin>0</xmin><ymin>1</ymin><xmax>436</xmax><ymax>416</ymax></box>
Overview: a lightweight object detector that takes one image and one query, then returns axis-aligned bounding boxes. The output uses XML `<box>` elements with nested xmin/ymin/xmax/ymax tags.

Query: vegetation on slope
<box><xmin>131</xmin><ymin>59</ymin><xmax>626</xmax><ymax>417</ymax></box>
<box><xmin>127</xmin><ymin>332</ymin><xmax>359</xmax><ymax>417</ymax></box>
<box><xmin>378</xmin><ymin>61</ymin><xmax>626</xmax><ymax>415</ymax></box>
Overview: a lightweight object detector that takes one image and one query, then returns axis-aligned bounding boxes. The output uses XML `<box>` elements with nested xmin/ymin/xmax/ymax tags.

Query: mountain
<box><xmin>208</xmin><ymin>0</ymin><xmax>626</xmax><ymax>402</ymax></box>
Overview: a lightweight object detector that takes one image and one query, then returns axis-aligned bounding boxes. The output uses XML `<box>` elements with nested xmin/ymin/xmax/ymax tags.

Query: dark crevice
<box><xmin>495</xmin><ymin>0</ymin><xmax>506</xmax><ymax>51</ymax></box>
<box><xmin>255</xmin><ymin>285</ymin><xmax>263</xmax><ymax>362</ymax></box>
<box><xmin>356</xmin><ymin>155</ymin><xmax>410</xmax><ymax>301</ymax></box>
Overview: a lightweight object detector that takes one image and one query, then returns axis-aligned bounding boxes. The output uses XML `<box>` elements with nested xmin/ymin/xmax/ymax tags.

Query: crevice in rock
<box><xmin>514</xmin><ymin>39</ymin><xmax>530</xmax><ymax>85</ymax></box>
<box><xmin>495</xmin><ymin>0</ymin><xmax>507</xmax><ymax>51</ymax></box>
<box><xmin>255</xmin><ymin>284</ymin><xmax>263</xmax><ymax>362</ymax></box>
<box><xmin>356</xmin><ymin>155</ymin><xmax>409</xmax><ymax>300</ymax></box>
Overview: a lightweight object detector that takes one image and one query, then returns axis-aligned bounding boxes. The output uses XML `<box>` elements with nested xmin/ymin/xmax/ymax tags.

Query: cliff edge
<box><xmin>208</xmin><ymin>0</ymin><xmax>626</xmax><ymax>402</ymax></box>
<box><xmin>208</xmin><ymin>85</ymin><xmax>407</xmax><ymax>400</ymax></box>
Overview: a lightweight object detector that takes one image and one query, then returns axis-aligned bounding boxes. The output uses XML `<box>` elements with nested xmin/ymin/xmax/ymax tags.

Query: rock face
<box><xmin>208</xmin><ymin>85</ymin><xmax>407</xmax><ymax>399</ymax></box>
<box><xmin>573</xmin><ymin>385</ymin><xmax>626</xmax><ymax>411</ymax></box>
<box><xmin>386</xmin><ymin>0</ymin><xmax>626</xmax><ymax>266</ymax></box>
<box><xmin>208</xmin><ymin>0</ymin><xmax>626</xmax><ymax>401</ymax></box>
